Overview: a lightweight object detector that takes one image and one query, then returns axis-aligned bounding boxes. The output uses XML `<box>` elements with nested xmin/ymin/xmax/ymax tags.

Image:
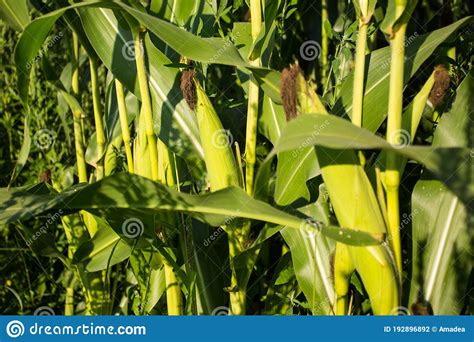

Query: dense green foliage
<box><xmin>0</xmin><ymin>0</ymin><xmax>472</xmax><ymax>316</ymax></box>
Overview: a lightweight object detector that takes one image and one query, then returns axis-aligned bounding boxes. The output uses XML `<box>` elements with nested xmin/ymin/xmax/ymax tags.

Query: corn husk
<box><xmin>283</xmin><ymin>65</ymin><xmax>398</xmax><ymax>314</ymax></box>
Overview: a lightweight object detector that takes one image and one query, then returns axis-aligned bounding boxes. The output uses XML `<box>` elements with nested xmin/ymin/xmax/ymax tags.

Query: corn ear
<box><xmin>158</xmin><ymin>139</ymin><xmax>177</xmax><ymax>186</ymax></box>
<box><xmin>194</xmin><ymin>78</ymin><xmax>245</xmax><ymax>313</ymax></box>
<box><xmin>193</xmin><ymin>78</ymin><xmax>241</xmax><ymax>190</ymax></box>
<box><xmin>348</xmin><ymin>245</ymin><xmax>398</xmax><ymax>314</ymax></box>
<box><xmin>290</xmin><ymin>66</ymin><xmax>386</xmax><ymax>237</ymax></box>
<box><xmin>284</xmin><ymin>65</ymin><xmax>398</xmax><ymax>314</ymax></box>
<box><xmin>334</xmin><ymin>243</ymin><xmax>355</xmax><ymax>315</ymax></box>
<box><xmin>182</xmin><ymin>71</ymin><xmax>246</xmax><ymax>314</ymax></box>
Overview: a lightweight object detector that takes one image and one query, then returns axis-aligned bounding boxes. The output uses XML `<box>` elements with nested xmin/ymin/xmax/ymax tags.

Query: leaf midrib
<box><xmin>424</xmin><ymin>195</ymin><xmax>459</xmax><ymax>300</ymax></box>
<box><xmin>1</xmin><ymin>0</ymin><xmax>26</xmax><ymax>30</ymax></box>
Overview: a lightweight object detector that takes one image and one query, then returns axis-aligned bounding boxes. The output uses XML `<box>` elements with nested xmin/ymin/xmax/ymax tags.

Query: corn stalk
<box><xmin>131</xmin><ymin>24</ymin><xmax>183</xmax><ymax>315</ymax></box>
<box><xmin>89</xmin><ymin>57</ymin><xmax>106</xmax><ymax>180</ymax></box>
<box><xmin>63</xmin><ymin>32</ymin><xmax>86</xmax><ymax>316</ymax></box>
<box><xmin>333</xmin><ymin>1</ymin><xmax>379</xmax><ymax>315</ymax></box>
<box><xmin>244</xmin><ymin>0</ymin><xmax>262</xmax><ymax>195</ymax></box>
<box><xmin>114</xmin><ymin>80</ymin><xmax>134</xmax><ymax>173</ymax></box>
<box><xmin>132</xmin><ymin>28</ymin><xmax>159</xmax><ymax>181</ymax></box>
<box><xmin>351</xmin><ymin>0</ymin><xmax>377</xmax><ymax>128</ymax></box>
<box><xmin>320</xmin><ymin>0</ymin><xmax>329</xmax><ymax>85</ymax></box>
<box><xmin>382</xmin><ymin>0</ymin><xmax>419</xmax><ymax>276</ymax></box>
<box><xmin>84</xmin><ymin>54</ymin><xmax>112</xmax><ymax>314</ymax></box>
<box><xmin>157</xmin><ymin>139</ymin><xmax>184</xmax><ymax>315</ymax></box>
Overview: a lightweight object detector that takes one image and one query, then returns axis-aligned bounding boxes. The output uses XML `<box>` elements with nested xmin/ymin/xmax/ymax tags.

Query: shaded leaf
<box><xmin>409</xmin><ymin>71</ymin><xmax>473</xmax><ymax>314</ymax></box>
<box><xmin>0</xmin><ymin>173</ymin><xmax>382</xmax><ymax>246</ymax></box>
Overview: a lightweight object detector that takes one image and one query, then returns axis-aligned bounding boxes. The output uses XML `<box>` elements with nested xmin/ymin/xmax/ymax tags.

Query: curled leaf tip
<box><xmin>180</xmin><ymin>69</ymin><xmax>197</xmax><ymax>111</ymax></box>
<box><xmin>281</xmin><ymin>64</ymin><xmax>302</xmax><ymax>122</ymax></box>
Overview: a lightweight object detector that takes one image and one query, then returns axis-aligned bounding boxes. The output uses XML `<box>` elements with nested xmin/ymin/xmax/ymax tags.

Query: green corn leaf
<box><xmin>79</xmin><ymin>8</ymin><xmax>205</xmax><ymax>162</ymax></box>
<box><xmin>409</xmin><ymin>71</ymin><xmax>473</xmax><ymax>314</ymax></box>
<box><xmin>380</xmin><ymin>0</ymin><xmax>418</xmax><ymax>36</ymax></box>
<box><xmin>259</xmin><ymin>95</ymin><xmax>286</xmax><ymax>145</ymax></box>
<box><xmin>14</xmin><ymin>1</ymin><xmax>282</xmax><ymax>105</ymax></box>
<box><xmin>334</xmin><ymin>16</ymin><xmax>473</xmax><ymax>133</ymax></box>
<box><xmin>190</xmin><ymin>220</ymin><xmax>230</xmax><ymax>314</ymax></box>
<box><xmin>0</xmin><ymin>0</ymin><xmax>30</xmax><ymax>31</ymax></box>
<box><xmin>129</xmin><ymin>249</ymin><xmax>165</xmax><ymax>314</ymax></box>
<box><xmin>262</xmin><ymin>253</ymin><xmax>297</xmax><ymax>315</ymax></box>
<box><xmin>274</xmin><ymin>147</ymin><xmax>319</xmax><ymax>205</ymax></box>
<box><xmin>72</xmin><ymin>219</ymin><xmax>132</xmax><ymax>272</ymax></box>
<box><xmin>280</xmin><ymin>195</ymin><xmax>336</xmax><ymax>315</ymax></box>
<box><xmin>267</xmin><ymin>114</ymin><xmax>472</xmax><ymax>203</ymax></box>
<box><xmin>8</xmin><ymin>110</ymin><xmax>30</xmax><ymax>186</ymax></box>
<box><xmin>0</xmin><ymin>173</ymin><xmax>381</xmax><ymax>246</ymax></box>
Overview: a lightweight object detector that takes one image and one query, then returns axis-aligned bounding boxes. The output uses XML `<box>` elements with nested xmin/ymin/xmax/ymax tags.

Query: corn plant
<box><xmin>0</xmin><ymin>0</ymin><xmax>472</xmax><ymax>316</ymax></box>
